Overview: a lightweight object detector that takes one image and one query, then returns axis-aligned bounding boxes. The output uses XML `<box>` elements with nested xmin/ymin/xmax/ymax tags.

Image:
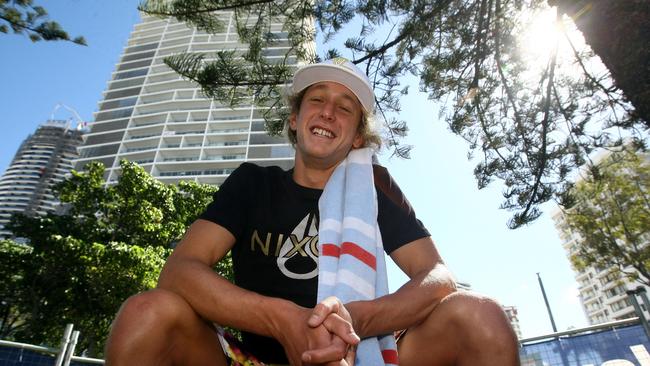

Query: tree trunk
<box><xmin>553</xmin><ymin>0</ymin><xmax>650</xmax><ymax>127</ymax></box>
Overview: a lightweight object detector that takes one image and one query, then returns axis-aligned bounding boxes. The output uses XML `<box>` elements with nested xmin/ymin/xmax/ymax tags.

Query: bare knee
<box><xmin>105</xmin><ymin>289</ymin><xmax>196</xmax><ymax>359</ymax></box>
<box><xmin>115</xmin><ymin>289</ymin><xmax>190</xmax><ymax>328</ymax></box>
<box><xmin>442</xmin><ymin>292</ymin><xmax>519</xmax><ymax>353</ymax></box>
<box><xmin>399</xmin><ymin>292</ymin><xmax>519</xmax><ymax>366</ymax></box>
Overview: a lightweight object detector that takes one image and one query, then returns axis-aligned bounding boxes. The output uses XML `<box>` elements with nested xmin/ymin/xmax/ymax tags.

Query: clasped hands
<box><xmin>278</xmin><ymin>296</ymin><xmax>360</xmax><ymax>366</ymax></box>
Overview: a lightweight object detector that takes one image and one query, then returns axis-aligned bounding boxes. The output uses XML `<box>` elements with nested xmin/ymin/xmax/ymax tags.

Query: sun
<box><xmin>519</xmin><ymin>6</ymin><xmax>563</xmax><ymax>70</ymax></box>
<box><xmin>516</xmin><ymin>4</ymin><xmax>588</xmax><ymax>82</ymax></box>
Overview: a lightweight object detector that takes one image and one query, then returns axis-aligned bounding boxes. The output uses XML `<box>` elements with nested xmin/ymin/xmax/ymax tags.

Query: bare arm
<box><xmin>157</xmin><ymin>219</ymin><xmax>295</xmax><ymax>337</ymax></box>
<box><xmin>345</xmin><ymin>236</ymin><xmax>457</xmax><ymax>338</ymax></box>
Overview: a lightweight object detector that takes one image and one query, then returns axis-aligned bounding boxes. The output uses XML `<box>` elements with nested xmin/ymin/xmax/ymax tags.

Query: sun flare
<box><xmin>516</xmin><ymin>5</ymin><xmax>588</xmax><ymax>82</ymax></box>
<box><xmin>519</xmin><ymin>7</ymin><xmax>563</xmax><ymax>69</ymax></box>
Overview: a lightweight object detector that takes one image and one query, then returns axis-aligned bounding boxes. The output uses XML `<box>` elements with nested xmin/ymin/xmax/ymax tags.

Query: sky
<box><xmin>0</xmin><ymin>0</ymin><xmax>589</xmax><ymax>339</ymax></box>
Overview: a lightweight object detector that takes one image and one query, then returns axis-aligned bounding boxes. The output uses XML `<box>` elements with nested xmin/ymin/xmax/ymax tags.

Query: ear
<box><xmin>289</xmin><ymin>112</ymin><xmax>297</xmax><ymax>131</ymax></box>
<box><xmin>352</xmin><ymin>133</ymin><xmax>364</xmax><ymax>149</ymax></box>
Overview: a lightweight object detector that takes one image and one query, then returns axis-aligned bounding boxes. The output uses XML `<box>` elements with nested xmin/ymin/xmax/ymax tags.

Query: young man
<box><xmin>105</xmin><ymin>58</ymin><xmax>520</xmax><ymax>366</ymax></box>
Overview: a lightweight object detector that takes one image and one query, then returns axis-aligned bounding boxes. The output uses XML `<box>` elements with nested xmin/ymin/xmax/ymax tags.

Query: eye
<box><xmin>338</xmin><ymin>104</ymin><xmax>353</xmax><ymax>113</ymax></box>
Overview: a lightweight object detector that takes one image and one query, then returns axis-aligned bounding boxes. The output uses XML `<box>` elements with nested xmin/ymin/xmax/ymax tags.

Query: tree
<box><xmin>0</xmin><ymin>0</ymin><xmax>86</xmax><ymax>45</ymax></box>
<box><xmin>50</xmin><ymin>160</ymin><xmax>217</xmax><ymax>248</ymax></box>
<box><xmin>553</xmin><ymin>0</ymin><xmax>650</xmax><ymax>126</ymax></box>
<box><xmin>0</xmin><ymin>237</ymin><xmax>169</xmax><ymax>356</ymax></box>
<box><xmin>563</xmin><ymin>150</ymin><xmax>650</xmax><ymax>286</ymax></box>
<box><xmin>139</xmin><ymin>0</ymin><xmax>649</xmax><ymax>228</ymax></box>
<box><xmin>0</xmin><ymin>160</ymin><xmax>225</xmax><ymax>357</ymax></box>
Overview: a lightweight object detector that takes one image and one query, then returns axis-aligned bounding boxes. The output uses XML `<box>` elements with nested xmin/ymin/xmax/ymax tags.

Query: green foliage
<box><xmin>140</xmin><ymin>0</ymin><xmax>649</xmax><ymax>228</ymax></box>
<box><xmin>0</xmin><ymin>160</ymin><xmax>223</xmax><ymax>357</ymax></box>
<box><xmin>563</xmin><ymin>150</ymin><xmax>650</xmax><ymax>286</ymax></box>
<box><xmin>34</xmin><ymin>159</ymin><xmax>217</xmax><ymax>248</ymax></box>
<box><xmin>0</xmin><ymin>240</ymin><xmax>31</xmax><ymax>339</ymax></box>
<box><xmin>0</xmin><ymin>237</ymin><xmax>168</xmax><ymax>355</ymax></box>
<box><xmin>0</xmin><ymin>0</ymin><xmax>86</xmax><ymax>44</ymax></box>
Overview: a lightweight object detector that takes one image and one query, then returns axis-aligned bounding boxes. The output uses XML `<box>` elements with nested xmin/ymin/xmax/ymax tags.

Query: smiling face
<box><xmin>289</xmin><ymin>82</ymin><xmax>365</xmax><ymax>170</ymax></box>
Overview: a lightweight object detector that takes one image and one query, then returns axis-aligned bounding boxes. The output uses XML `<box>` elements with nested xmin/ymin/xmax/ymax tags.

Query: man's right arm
<box><xmin>157</xmin><ymin>219</ymin><xmax>287</xmax><ymax>337</ymax></box>
<box><xmin>157</xmin><ymin>219</ymin><xmax>357</xmax><ymax>365</ymax></box>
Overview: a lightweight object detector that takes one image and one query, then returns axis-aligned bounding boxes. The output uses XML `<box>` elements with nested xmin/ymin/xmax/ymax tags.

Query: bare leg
<box><xmin>105</xmin><ymin>289</ymin><xmax>228</xmax><ymax>366</ymax></box>
<box><xmin>398</xmin><ymin>291</ymin><xmax>520</xmax><ymax>366</ymax></box>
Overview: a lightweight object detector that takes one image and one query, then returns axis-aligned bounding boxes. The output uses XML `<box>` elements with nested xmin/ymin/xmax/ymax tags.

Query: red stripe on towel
<box><xmin>382</xmin><ymin>349</ymin><xmax>399</xmax><ymax>364</ymax></box>
<box><xmin>321</xmin><ymin>243</ymin><xmax>340</xmax><ymax>257</ymax></box>
<box><xmin>341</xmin><ymin>242</ymin><xmax>376</xmax><ymax>270</ymax></box>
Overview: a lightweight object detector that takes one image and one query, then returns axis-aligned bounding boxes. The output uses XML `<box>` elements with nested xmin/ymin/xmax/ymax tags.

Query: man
<box><xmin>105</xmin><ymin>58</ymin><xmax>519</xmax><ymax>366</ymax></box>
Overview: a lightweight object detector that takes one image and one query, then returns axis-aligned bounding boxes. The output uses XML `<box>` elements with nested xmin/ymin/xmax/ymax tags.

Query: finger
<box><xmin>302</xmin><ymin>336</ymin><xmax>348</xmax><ymax>364</ymax></box>
<box><xmin>308</xmin><ymin>296</ymin><xmax>342</xmax><ymax>327</ymax></box>
<box><xmin>324</xmin><ymin>361</ymin><xmax>347</xmax><ymax>366</ymax></box>
<box><xmin>322</xmin><ymin>313</ymin><xmax>360</xmax><ymax>344</ymax></box>
<box><xmin>345</xmin><ymin>344</ymin><xmax>357</xmax><ymax>366</ymax></box>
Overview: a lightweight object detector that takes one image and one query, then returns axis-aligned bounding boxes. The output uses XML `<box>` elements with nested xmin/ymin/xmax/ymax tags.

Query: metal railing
<box><xmin>0</xmin><ymin>324</ymin><xmax>104</xmax><ymax>366</ymax></box>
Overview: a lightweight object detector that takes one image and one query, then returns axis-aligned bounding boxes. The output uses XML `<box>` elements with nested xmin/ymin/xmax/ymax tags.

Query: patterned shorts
<box><xmin>216</xmin><ymin>328</ymin><xmax>288</xmax><ymax>366</ymax></box>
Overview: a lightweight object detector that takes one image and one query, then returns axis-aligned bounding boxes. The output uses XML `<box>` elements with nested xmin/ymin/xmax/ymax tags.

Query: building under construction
<box><xmin>0</xmin><ymin>120</ymin><xmax>84</xmax><ymax>238</ymax></box>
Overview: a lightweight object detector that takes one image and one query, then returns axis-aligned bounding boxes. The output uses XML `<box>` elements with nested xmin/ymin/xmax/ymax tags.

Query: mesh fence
<box><xmin>520</xmin><ymin>323</ymin><xmax>650</xmax><ymax>366</ymax></box>
<box><xmin>0</xmin><ymin>346</ymin><xmax>58</xmax><ymax>366</ymax></box>
<box><xmin>0</xmin><ymin>341</ymin><xmax>103</xmax><ymax>366</ymax></box>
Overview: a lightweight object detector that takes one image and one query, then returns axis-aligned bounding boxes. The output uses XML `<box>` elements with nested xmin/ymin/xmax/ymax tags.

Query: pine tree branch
<box><xmin>493</xmin><ymin>0</ymin><xmax>528</xmax><ymax>149</ymax></box>
<box><xmin>517</xmin><ymin>9</ymin><xmax>560</xmax><ymax>227</ymax></box>
<box><xmin>0</xmin><ymin>14</ymin><xmax>84</xmax><ymax>45</ymax></box>
<box><xmin>471</xmin><ymin>0</ymin><xmax>489</xmax><ymax>88</ymax></box>
<box><xmin>475</xmin><ymin>95</ymin><xmax>509</xmax><ymax>165</ymax></box>
<box><xmin>353</xmin><ymin>0</ymin><xmax>453</xmax><ymax>65</ymax></box>
<box><xmin>139</xmin><ymin>0</ymin><xmax>276</xmax><ymax>17</ymax></box>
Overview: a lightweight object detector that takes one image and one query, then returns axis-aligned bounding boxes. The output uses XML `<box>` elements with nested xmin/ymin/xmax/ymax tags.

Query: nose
<box><xmin>320</xmin><ymin>100</ymin><xmax>336</xmax><ymax>121</ymax></box>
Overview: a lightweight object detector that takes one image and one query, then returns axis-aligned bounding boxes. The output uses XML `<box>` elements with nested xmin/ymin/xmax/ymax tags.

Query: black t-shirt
<box><xmin>199</xmin><ymin>162</ymin><xmax>430</xmax><ymax>363</ymax></box>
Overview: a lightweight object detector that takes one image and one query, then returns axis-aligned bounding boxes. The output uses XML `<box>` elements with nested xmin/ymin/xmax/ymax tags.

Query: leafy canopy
<box><xmin>563</xmin><ymin>150</ymin><xmax>650</xmax><ymax>287</ymax></box>
<box><xmin>140</xmin><ymin>0</ymin><xmax>648</xmax><ymax>228</ymax></box>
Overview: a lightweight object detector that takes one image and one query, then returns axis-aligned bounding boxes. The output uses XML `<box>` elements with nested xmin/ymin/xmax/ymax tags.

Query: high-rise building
<box><xmin>0</xmin><ymin>120</ymin><xmax>84</xmax><ymax>238</ymax></box>
<box><xmin>75</xmin><ymin>12</ymin><xmax>304</xmax><ymax>184</ymax></box>
<box><xmin>552</xmin><ymin>151</ymin><xmax>650</xmax><ymax>325</ymax></box>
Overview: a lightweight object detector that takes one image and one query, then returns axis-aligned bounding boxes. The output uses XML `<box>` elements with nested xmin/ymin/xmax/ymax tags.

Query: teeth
<box><xmin>312</xmin><ymin>127</ymin><xmax>333</xmax><ymax>138</ymax></box>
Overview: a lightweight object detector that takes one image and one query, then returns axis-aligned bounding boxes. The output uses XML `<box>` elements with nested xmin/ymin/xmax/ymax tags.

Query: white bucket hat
<box><xmin>292</xmin><ymin>57</ymin><xmax>375</xmax><ymax>114</ymax></box>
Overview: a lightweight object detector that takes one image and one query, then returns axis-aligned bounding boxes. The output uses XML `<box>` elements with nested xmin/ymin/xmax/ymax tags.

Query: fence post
<box><xmin>627</xmin><ymin>289</ymin><xmax>650</xmax><ymax>339</ymax></box>
<box><xmin>62</xmin><ymin>330</ymin><xmax>80</xmax><ymax>366</ymax></box>
<box><xmin>54</xmin><ymin>323</ymin><xmax>74</xmax><ymax>366</ymax></box>
<box><xmin>635</xmin><ymin>287</ymin><xmax>650</xmax><ymax>318</ymax></box>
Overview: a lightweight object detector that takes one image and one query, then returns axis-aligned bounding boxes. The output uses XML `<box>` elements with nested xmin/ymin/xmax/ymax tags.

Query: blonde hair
<box><xmin>285</xmin><ymin>89</ymin><xmax>382</xmax><ymax>149</ymax></box>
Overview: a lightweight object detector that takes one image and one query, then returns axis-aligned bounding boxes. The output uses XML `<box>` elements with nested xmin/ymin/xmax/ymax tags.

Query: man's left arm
<box><xmin>347</xmin><ymin>236</ymin><xmax>456</xmax><ymax>338</ymax></box>
<box><xmin>306</xmin><ymin>236</ymin><xmax>456</xmax><ymax>342</ymax></box>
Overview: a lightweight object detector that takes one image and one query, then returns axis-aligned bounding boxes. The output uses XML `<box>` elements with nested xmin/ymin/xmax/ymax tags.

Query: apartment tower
<box><xmin>552</xmin><ymin>150</ymin><xmax>650</xmax><ymax>325</ymax></box>
<box><xmin>0</xmin><ymin>120</ymin><xmax>84</xmax><ymax>238</ymax></box>
<box><xmin>75</xmin><ymin>12</ymin><xmax>302</xmax><ymax>184</ymax></box>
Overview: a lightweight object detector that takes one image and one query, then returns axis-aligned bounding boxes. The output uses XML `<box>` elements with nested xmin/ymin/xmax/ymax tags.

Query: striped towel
<box><xmin>317</xmin><ymin>147</ymin><xmax>398</xmax><ymax>366</ymax></box>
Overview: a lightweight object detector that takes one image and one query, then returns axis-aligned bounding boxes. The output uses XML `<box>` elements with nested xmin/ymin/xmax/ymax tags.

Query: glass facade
<box><xmin>75</xmin><ymin>12</ymin><xmax>307</xmax><ymax>185</ymax></box>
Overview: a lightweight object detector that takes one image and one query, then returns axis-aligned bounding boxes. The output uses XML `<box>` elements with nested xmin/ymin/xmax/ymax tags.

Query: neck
<box><xmin>292</xmin><ymin>155</ymin><xmax>341</xmax><ymax>189</ymax></box>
